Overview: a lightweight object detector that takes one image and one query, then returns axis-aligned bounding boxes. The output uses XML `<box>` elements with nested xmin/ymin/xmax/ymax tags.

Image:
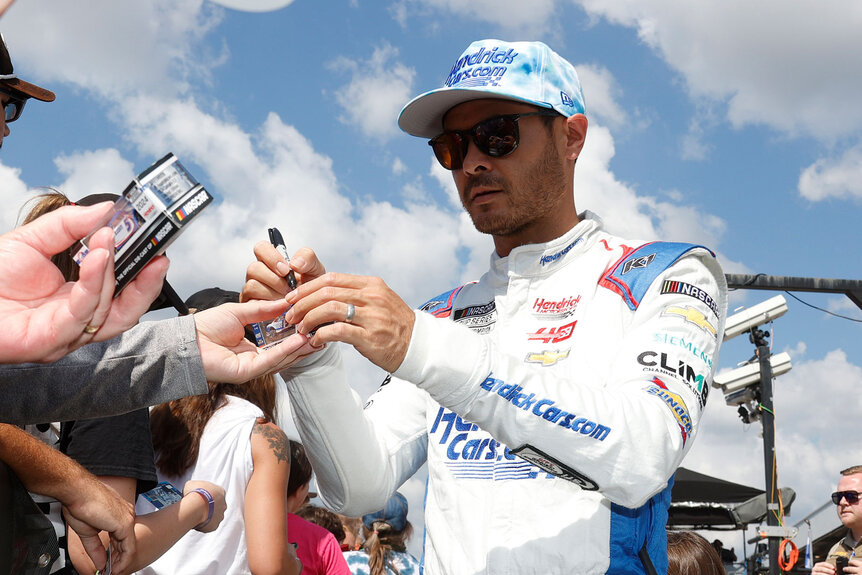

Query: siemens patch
<box><xmin>653</xmin><ymin>332</ymin><xmax>713</xmax><ymax>369</ymax></box>
<box><xmin>479</xmin><ymin>374</ymin><xmax>611</xmax><ymax>440</ymax></box>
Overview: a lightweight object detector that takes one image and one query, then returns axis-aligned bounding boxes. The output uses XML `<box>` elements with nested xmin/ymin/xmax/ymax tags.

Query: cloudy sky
<box><xmin>3</xmin><ymin>0</ymin><xmax>861</xmax><ymax>560</ymax></box>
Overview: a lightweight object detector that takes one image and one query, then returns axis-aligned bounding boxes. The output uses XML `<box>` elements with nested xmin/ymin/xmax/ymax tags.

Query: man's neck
<box><xmin>493</xmin><ymin>212</ymin><xmax>581</xmax><ymax>258</ymax></box>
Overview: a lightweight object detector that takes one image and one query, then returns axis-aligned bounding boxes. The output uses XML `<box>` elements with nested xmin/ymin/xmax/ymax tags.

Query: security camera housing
<box><xmin>723</xmin><ymin>295</ymin><xmax>789</xmax><ymax>342</ymax></box>
<box><xmin>713</xmin><ymin>352</ymin><xmax>793</xmax><ymax>401</ymax></box>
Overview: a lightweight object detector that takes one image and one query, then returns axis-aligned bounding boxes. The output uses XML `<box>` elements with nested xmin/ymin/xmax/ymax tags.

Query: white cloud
<box><xmin>576</xmin><ymin>64</ymin><xmax>628</xmax><ymax>130</ymax></box>
<box><xmin>54</xmin><ymin>149</ymin><xmax>136</xmax><ymax>201</ymax></box>
<box><xmin>0</xmin><ymin>162</ymin><xmax>32</xmax><ymax>231</ymax></box>
<box><xmin>207</xmin><ymin>0</ymin><xmax>295</xmax><ymax>12</ymax></box>
<box><xmin>388</xmin><ymin>1</ymin><xmax>862</xmax><ymax>143</ymax></box>
<box><xmin>390</xmin><ymin>0</ymin><xmax>558</xmax><ymax>36</ymax></box>
<box><xmin>328</xmin><ymin>44</ymin><xmax>416</xmax><ymax>142</ymax></box>
<box><xmin>4</xmin><ymin>0</ymin><xmax>225</xmax><ymax>100</ymax></box>
<box><xmin>825</xmin><ymin>296</ymin><xmax>862</xmax><ymax>318</ymax></box>
<box><xmin>576</xmin><ymin>0</ymin><xmax>862</xmax><ymax>142</ymax></box>
<box><xmin>391</xmin><ymin>157</ymin><xmax>408</xmax><ymax>176</ymax></box>
<box><xmin>576</xmin><ymin>123</ymin><xmax>729</xmax><ymax>249</ymax></box>
<box><xmin>799</xmin><ymin>146</ymin><xmax>862</xmax><ymax>201</ymax></box>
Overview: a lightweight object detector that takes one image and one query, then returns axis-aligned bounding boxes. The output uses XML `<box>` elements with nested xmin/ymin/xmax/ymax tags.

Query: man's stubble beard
<box><xmin>462</xmin><ymin>137</ymin><xmax>566</xmax><ymax>238</ymax></box>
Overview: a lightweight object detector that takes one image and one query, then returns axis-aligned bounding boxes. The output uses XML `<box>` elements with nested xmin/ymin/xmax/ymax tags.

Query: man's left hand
<box><xmin>284</xmin><ymin>272</ymin><xmax>415</xmax><ymax>373</ymax></box>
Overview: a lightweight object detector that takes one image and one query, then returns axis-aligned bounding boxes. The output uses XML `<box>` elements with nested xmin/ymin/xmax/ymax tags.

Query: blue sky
<box><xmin>3</xmin><ymin>0</ymin><xmax>861</xmax><ymax>559</ymax></box>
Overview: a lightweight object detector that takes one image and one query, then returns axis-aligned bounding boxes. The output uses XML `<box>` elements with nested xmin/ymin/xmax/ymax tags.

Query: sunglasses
<box><xmin>429</xmin><ymin>110</ymin><xmax>560</xmax><ymax>170</ymax></box>
<box><xmin>0</xmin><ymin>87</ymin><xmax>26</xmax><ymax>123</ymax></box>
<box><xmin>831</xmin><ymin>490</ymin><xmax>861</xmax><ymax>505</ymax></box>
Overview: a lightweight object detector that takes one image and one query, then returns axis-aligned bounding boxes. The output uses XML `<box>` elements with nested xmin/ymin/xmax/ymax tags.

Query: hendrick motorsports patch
<box><xmin>511</xmin><ymin>445</ymin><xmax>599</xmax><ymax>490</ymax></box>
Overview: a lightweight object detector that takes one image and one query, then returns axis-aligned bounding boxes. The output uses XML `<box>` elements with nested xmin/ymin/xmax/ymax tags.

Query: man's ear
<box><xmin>564</xmin><ymin>113</ymin><xmax>588</xmax><ymax>161</ymax></box>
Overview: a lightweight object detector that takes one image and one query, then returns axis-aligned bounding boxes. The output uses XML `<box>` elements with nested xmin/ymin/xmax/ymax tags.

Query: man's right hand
<box><xmin>810</xmin><ymin>559</ymin><xmax>862</xmax><ymax>575</ymax></box>
<box><xmin>241</xmin><ymin>243</ymin><xmax>327</xmax><ymax>302</ymax></box>
<box><xmin>62</xmin><ymin>472</ymin><xmax>136</xmax><ymax>575</ymax></box>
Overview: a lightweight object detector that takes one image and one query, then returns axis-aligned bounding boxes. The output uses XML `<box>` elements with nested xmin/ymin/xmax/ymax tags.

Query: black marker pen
<box><xmin>268</xmin><ymin>227</ymin><xmax>298</xmax><ymax>291</ymax></box>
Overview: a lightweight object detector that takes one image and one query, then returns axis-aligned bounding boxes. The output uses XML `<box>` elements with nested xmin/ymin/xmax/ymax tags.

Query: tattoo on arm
<box><xmin>252</xmin><ymin>420</ymin><xmax>290</xmax><ymax>464</ymax></box>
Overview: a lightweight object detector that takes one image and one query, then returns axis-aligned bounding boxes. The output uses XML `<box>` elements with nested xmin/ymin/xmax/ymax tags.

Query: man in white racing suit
<box><xmin>242</xmin><ymin>39</ymin><xmax>727</xmax><ymax>575</ymax></box>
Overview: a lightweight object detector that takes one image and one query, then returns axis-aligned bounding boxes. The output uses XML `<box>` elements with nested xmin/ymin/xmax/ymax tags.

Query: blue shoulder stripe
<box><xmin>599</xmin><ymin>242</ymin><xmax>711</xmax><ymax>311</ymax></box>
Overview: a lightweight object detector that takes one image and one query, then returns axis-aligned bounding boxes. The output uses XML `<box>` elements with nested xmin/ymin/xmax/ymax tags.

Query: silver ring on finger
<box><xmin>345</xmin><ymin>303</ymin><xmax>356</xmax><ymax>323</ymax></box>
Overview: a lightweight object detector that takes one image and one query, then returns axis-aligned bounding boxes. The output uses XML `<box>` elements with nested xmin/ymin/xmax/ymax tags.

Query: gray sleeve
<box><xmin>0</xmin><ymin>316</ymin><xmax>207</xmax><ymax>425</ymax></box>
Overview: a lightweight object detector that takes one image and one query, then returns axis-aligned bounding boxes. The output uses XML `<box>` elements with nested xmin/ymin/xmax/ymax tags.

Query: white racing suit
<box><xmin>282</xmin><ymin>214</ymin><xmax>727</xmax><ymax>575</ymax></box>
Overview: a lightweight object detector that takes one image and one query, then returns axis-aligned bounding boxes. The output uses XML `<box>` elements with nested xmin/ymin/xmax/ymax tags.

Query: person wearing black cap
<box><xmin>243</xmin><ymin>39</ymin><xmax>727</xmax><ymax>574</ymax></box>
<box><xmin>0</xmin><ymin>32</ymin><xmax>55</xmax><ymax>148</ymax></box>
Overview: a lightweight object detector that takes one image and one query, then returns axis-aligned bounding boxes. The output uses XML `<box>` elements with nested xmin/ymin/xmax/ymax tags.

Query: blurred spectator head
<box><xmin>362</xmin><ymin>492</ymin><xmax>409</xmax><ymax>532</ymax></box>
<box><xmin>0</xmin><ymin>33</ymin><xmax>55</xmax><ymax>147</ymax></box>
<box><xmin>360</xmin><ymin>491</ymin><xmax>414</xmax><ymax>574</ymax></box>
<box><xmin>286</xmin><ymin>439</ymin><xmax>313</xmax><ymax>512</ymax></box>
<box><xmin>339</xmin><ymin>514</ymin><xmax>364</xmax><ymax>552</ymax></box>
<box><xmin>667</xmin><ymin>531</ymin><xmax>726</xmax><ymax>575</ymax></box>
<box><xmin>296</xmin><ymin>504</ymin><xmax>345</xmax><ymax>542</ymax></box>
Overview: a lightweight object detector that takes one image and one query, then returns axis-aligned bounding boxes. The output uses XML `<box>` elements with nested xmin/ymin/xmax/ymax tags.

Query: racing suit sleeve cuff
<box><xmin>393</xmin><ymin>310</ymin><xmax>488</xmax><ymax>409</ymax></box>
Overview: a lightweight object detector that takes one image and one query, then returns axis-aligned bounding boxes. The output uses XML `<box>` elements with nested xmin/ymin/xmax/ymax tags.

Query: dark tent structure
<box><xmin>669</xmin><ymin>467</ymin><xmax>795</xmax><ymax>531</ymax></box>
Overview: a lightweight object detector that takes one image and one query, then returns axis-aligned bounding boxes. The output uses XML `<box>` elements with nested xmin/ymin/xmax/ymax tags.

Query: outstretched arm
<box><xmin>0</xmin><ymin>299</ymin><xmax>319</xmax><ymax>425</ymax></box>
<box><xmin>0</xmin><ymin>424</ymin><xmax>136</xmax><ymax>574</ymax></box>
<box><xmin>66</xmin><ymin>478</ymin><xmax>226</xmax><ymax>575</ymax></box>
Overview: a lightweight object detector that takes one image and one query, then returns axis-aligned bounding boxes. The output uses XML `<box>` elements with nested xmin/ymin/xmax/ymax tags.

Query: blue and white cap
<box><xmin>361</xmin><ymin>491</ymin><xmax>409</xmax><ymax>532</ymax></box>
<box><xmin>398</xmin><ymin>39</ymin><xmax>585</xmax><ymax>138</ymax></box>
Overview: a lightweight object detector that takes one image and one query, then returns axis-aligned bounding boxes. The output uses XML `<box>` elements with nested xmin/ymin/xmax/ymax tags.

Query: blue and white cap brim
<box><xmin>398</xmin><ymin>87</ymin><xmax>558</xmax><ymax>139</ymax></box>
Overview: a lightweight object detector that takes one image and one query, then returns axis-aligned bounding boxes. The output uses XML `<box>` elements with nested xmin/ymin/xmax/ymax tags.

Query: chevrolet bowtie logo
<box><xmin>525</xmin><ymin>349</ymin><xmax>570</xmax><ymax>366</ymax></box>
<box><xmin>662</xmin><ymin>306</ymin><xmax>717</xmax><ymax>336</ymax></box>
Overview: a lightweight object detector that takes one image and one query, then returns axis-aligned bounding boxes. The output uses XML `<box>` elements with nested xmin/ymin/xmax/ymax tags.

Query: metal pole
<box><xmin>757</xmin><ymin>338</ymin><xmax>779</xmax><ymax>575</ymax></box>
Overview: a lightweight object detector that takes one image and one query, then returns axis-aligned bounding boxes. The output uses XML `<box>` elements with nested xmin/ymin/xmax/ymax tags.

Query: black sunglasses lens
<box><xmin>832</xmin><ymin>491</ymin><xmax>860</xmax><ymax>504</ymax></box>
<box><xmin>4</xmin><ymin>100</ymin><xmax>23</xmax><ymax>123</ymax></box>
<box><xmin>430</xmin><ymin>133</ymin><xmax>466</xmax><ymax>170</ymax></box>
<box><xmin>474</xmin><ymin>116</ymin><xmax>519</xmax><ymax>158</ymax></box>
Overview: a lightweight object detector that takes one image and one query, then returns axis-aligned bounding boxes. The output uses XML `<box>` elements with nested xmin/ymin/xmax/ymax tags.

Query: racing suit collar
<box><xmin>489</xmin><ymin>211</ymin><xmax>603</xmax><ymax>281</ymax></box>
